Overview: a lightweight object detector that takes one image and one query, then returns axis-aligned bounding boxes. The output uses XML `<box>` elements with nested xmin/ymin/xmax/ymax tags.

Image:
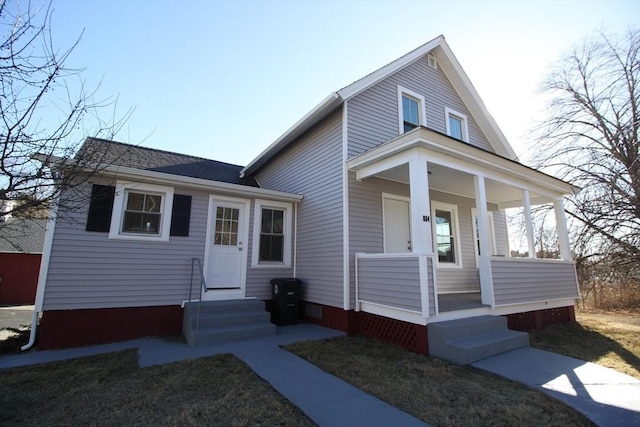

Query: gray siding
<box><xmin>493</xmin><ymin>210</ymin><xmax>509</xmax><ymax>257</ymax></box>
<box><xmin>348</xmin><ymin>176</ymin><xmax>496</xmax><ymax>295</ymax></box>
<box><xmin>492</xmin><ymin>259</ymin><xmax>578</xmax><ymax>305</ymax></box>
<box><xmin>357</xmin><ymin>257</ymin><xmax>421</xmax><ymax>312</ymax></box>
<box><xmin>256</xmin><ymin>109</ymin><xmax>344</xmax><ymax>308</ymax></box>
<box><xmin>347</xmin><ymin>55</ymin><xmax>493</xmax><ymax>159</ymax></box>
<box><xmin>245</xmin><ymin>199</ymin><xmax>295</xmax><ymax>300</ymax></box>
<box><xmin>430</xmin><ymin>190</ymin><xmax>480</xmax><ymax>293</ymax></box>
<box><xmin>43</xmin><ymin>179</ymin><xmax>208</xmax><ymax>310</ymax></box>
<box><xmin>43</xmin><ymin>178</ymin><xmax>294</xmax><ymax>310</ymax></box>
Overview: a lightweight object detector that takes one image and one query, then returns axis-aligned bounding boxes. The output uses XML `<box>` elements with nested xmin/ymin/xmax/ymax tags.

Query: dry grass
<box><xmin>0</xmin><ymin>350</ymin><xmax>315</xmax><ymax>426</ymax></box>
<box><xmin>285</xmin><ymin>335</ymin><xmax>593</xmax><ymax>427</ymax></box>
<box><xmin>530</xmin><ymin>311</ymin><xmax>640</xmax><ymax>379</ymax></box>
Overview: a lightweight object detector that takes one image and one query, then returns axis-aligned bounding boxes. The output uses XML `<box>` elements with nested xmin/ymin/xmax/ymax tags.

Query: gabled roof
<box><xmin>241</xmin><ymin>35</ymin><xmax>517</xmax><ymax>176</ymax></box>
<box><xmin>79</xmin><ymin>138</ymin><xmax>259</xmax><ymax>187</ymax></box>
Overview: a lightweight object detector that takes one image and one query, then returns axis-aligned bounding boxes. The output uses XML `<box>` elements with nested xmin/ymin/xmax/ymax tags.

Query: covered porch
<box><xmin>349</xmin><ymin>127</ymin><xmax>579</xmax><ymax>323</ymax></box>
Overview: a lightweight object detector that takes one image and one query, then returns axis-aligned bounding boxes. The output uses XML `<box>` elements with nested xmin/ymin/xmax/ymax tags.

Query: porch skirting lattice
<box><xmin>506</xmin><ymin>306</ymin><xmax>576</xmax><ymax>331</ymax></box>
<box><xmin>359</xmin><ymin>312</ymin><xmax>428</xmax><ymax>354</ymax></box>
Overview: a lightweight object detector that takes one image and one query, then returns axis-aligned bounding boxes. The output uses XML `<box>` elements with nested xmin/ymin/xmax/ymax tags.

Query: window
<box><xmin>431</xmin><ymin>201</ymin><xmax>462</xmax><ymax>267</ymax></box>
<box><xmin>260</xmin><ymin>208</ymin><xmax>284</xmax><ymax>261</ymax></box>
<box><xmin>445</xmin><ymin>107</ymin><xmax>469</xmax><ymax>142</ymax></box>
<box><xmin>109</xmin><ymin>181</ymin><xmax>174</xmax><ymax>242</ymax></box>
<box><xmin>471</xmin><ymin>208</ymin><xmax>496</xmax><ymax>267</ymax></box>
<box><xmin>397</xmin><ymin>85</ymin><xmax>426</xmax><ymax>133</ymax></box>
<box><xmin>215</xmin><ymin>206</ymin><xmax>239</xmax><ymax>246</ymax></box>
<box><xmin>252</xmin><ymin>199</ymin><xmax>292</xmax><ymax>267</ymax></box>
<box><xmin>122</xmin><ymin>192</ymin><xmax>162</xmax><ymax>234</ymax></box>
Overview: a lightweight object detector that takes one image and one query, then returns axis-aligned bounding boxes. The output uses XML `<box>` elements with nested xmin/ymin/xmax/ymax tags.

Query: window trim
<box><xmin>251</xmin><ymin>199</ymin><xmax>292</xmax><ymax>268</ymax></box>
<box><xmin>471</xmin><ymin>208</ymin><xmax>496</xmax><ymax>268</ymax></box>
<box><xmin>109</xmin><ymin>181</ymin><xmax>174</xmax><ymax>242</ymax></box>
<box><xmin>444</xmin><ymin>107</ymin><xmax>469</xmax><ymax>142</ymax></box>
<box><xmin>397</xmin><ymin>85</ymin><xmax>427</xmax><ymax>134</ymax></box>
<box><xmin>431</xmin><ymin>201</ymin><xmax>463</xmax><ymax>269</ymax></box>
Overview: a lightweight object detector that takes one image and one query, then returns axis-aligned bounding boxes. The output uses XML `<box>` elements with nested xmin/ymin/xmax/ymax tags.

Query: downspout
<box><xmin>22</xmin><ymin>202</ymin><xmax>58</xmax><ymax>350</ymax></box>
<box><xmin>293</xmin><ymin>202</ymin><xmax>298</xmax><ymax>277</ymax></box>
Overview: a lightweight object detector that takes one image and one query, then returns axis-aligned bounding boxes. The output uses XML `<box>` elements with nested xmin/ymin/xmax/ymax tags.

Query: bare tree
<box><xmin>531</xmin><ymin>28</ymin><xmax>640</xmax><ymax>309</ymax></box>
<box><xmin>533</xmin><ymin>28</ymin><xmax>640</xmax><ymax>261</ymax></box>
<box><xmin>0</xmin><ymin>0</ymin><xmax>131</xmax><ymax>237</ymax></box>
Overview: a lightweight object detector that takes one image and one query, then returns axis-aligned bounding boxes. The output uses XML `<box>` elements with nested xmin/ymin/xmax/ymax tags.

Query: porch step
<box><xmin>428</xmin><ymin>315</ymin><xmax>529</xmax><ymax>365</ymax></box>
<box><xmin>183</xmin><ymin>300</ymin><xmax>276</xmax><ymax>346</ymax></box>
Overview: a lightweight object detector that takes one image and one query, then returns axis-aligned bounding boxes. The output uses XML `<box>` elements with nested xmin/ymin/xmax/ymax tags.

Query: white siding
<box><xmin>492</xmin><ymin>259</ymin><xmax>579</xmax><ymax>305</ymax></box>
<box><xmin>256</xmin><ymin>109</ymin><xmax>344</xmax><ymax>308</ymax></box>
<box><xmin>347</xmin><ymin>55</ymin><xmax>493</xmax><ymax>159</ymax></box>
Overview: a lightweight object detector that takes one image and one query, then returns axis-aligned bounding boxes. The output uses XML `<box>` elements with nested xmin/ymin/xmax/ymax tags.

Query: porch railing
<box><xmin>189</xmin><ymin>257</ymin><xmax>208</xmax><ymax>332</ymax></box>
<box><xmin>355</xmin><ymin>253</ymin><xmax>437</xmax><ymax>321</ymax></box>
<box><xmin>490</xmin><ymin>257</ymin><xmax>579</xmax><ymax>306</ymax></box>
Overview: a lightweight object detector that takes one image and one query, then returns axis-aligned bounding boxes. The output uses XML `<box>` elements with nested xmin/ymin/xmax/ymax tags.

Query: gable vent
<box><xmin>427</xmin><ymin>53</ymin><xmax>437</xmax><ymax>70</ymax></box>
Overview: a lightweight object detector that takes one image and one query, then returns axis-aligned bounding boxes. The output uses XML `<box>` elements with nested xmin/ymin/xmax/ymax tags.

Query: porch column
<box><xmin>408</xmin><ymin>156</ymin><xmax>433</xmax><ymax>253</ymax></box>
<box><xmin>554</xmin><ymin>198</ymin><xmax>572</xmax><ymax>260</ymax></box>
<box><xmin>522</xmin><ymin>189</ymin><xmax>536</xmax><ymax>258</ymax></box>
<box><xmin>474</xmin><ymin>175</ymin><xmax>494</xmax><ymax>306</ymax></box>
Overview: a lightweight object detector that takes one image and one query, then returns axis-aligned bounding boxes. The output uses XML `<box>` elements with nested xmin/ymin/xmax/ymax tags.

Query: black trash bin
<box><xmin>271</xmin><ymin>278</ymin><xmax>302</xmax><ymax>326</ymax></box>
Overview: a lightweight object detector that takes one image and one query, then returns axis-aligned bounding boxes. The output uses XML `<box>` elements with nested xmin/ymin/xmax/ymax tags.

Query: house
<box><xmin>30</xmin><ymin>35</ymin><xmax>579</xmax><ymax>354</ymax></box>
<box><xmin>0</xmin><ymin>217</ymin><xmax>46</xmax><ymax>305</ymax></box>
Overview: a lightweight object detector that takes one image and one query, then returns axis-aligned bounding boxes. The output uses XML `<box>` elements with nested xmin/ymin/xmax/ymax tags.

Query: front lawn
<box><xmin>0</xmin><ymin>350</ymin><xmax>315</xmax><ymax>426</ymax></box>
<box><xmin>530</xmin><ymin>310</ymin><xmax>640</xmax><ymax>379</ymax></box>
<box><xmin>285</xmin><ymin>335</ymin><xmax>593</xmax><ymax>427</ymax></box>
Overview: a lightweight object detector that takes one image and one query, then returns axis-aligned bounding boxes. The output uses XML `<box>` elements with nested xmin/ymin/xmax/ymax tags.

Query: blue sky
<box><xmin>38</xmin><ymin>0</ymin><xmax>640</xmax><ymax>165</ymax></box>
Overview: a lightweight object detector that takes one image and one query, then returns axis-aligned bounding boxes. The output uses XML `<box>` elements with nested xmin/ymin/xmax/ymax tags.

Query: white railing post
<box><xmin>354</xmin><ymin>252</ymin><xmax>363</xmax><ymax>312</ymax></box>
<box><xmin>418</xmin><ymin>255</ymin><xmax>430</xmax><ymax>318</ymax></box>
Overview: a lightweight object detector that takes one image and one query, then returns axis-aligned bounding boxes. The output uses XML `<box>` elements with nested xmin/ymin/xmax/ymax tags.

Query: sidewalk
<box><xmin>473</xmin><ymin>347</ymin><xmax>640</xmax><ymax>427</ymax></box>
<box><xmin>0</xmin><ymin>324</ymin><xmax>427</xmax><ymax>427</ymax></box>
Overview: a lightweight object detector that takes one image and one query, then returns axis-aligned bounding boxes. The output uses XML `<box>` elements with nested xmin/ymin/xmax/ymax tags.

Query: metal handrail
<box><xmin>189</xmin><ymin>258</ymin><xmax>208</xmax><ymax>332</ymax></box>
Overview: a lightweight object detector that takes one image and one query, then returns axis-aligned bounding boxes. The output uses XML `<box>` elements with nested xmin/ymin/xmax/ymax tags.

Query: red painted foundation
<box><xmin>300</xmin><ymin>301</ymin><xmax>576</xmax><ymax>355</ymax></box>
<box><xmin>0</xmin><ymin>253</ymin><xmax>41</xmax><ymax>305</ymax></box>
<box><xmin>38</xmin><ymin>305</ymin><xmax>183</xmax><ymax>350</ymax></box>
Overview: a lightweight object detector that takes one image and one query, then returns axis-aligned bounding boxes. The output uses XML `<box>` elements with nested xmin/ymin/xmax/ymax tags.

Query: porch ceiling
<box><xmin>347</xmin><ymin>127</ymin><xmax>577</xmax><ymax>208</ymax></box>
<box><xmin>375</xmin><ymin>163</ymin><xmax>543</xmax><ymax>206</ymax></box>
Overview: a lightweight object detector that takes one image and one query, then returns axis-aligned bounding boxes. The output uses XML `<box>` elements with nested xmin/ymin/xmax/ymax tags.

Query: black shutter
<box><xmin>86</xmin><ymin>184</ymin><xmax>115</xmax><ymax>232</ymax></box>
<box><xmin>170</xmin><ymin>194</ymin><xmax>192</xmax><ymax>237</ymax></box>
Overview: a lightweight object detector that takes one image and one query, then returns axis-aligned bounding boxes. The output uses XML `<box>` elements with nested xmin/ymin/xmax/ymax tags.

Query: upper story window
<box><xmin>432</xmin><ymin>201</ymin><xmax>462</xmax><ymax>268</ymax></box>
<box><xmin>252</xmin><ymin>199</ymin><xmax>293</xmax><ymax>268</ymax></box>
<box><xmin>397</xmin><ymin>85</ymin><xmax>426</xmax><ymax>134</ymax></box>
<box><xmin>109</xmin><ymin>181</ymin><xmax>174</xmax><ymax>242</ymax></box>
<box><xmin>445</xmin><ymin>107</ymin><xmax>469</xmax><ymax>142</ymax></box>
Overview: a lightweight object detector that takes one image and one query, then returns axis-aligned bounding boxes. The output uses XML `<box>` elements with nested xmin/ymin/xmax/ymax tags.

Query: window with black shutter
<box><xmin>86</xmin><ymin>184</ymin><xmax>115</xmax><ymax>232</ymax></box>
<box><xmin>170</xmin><ymin>194</ymin><xmax>192</xmax><ymax>236</ymax></box>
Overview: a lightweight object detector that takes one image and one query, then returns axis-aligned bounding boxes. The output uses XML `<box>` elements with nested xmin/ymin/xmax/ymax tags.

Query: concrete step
<box><xmin>184</xmin><ymin>299</ymin><xmax>265</xmax><ymax>315</ymax></box>
<box><xmin>428</xmin><ymin>316</ymin><xmax>529</xmax><ymax>365</ymax></box>
<box><xmin>186</xmin><ymin>322</ymin><xmax>277</xmax><ymax>346</ymax></box>
<box><xmin>188</xmin><ymin>310</ymin><xmax>271</xmax><ymax>329</ymax></box>
<box><xmin>428</xmin><ymin>315</ymin><xmax>507</xmax><ymax>338</ymax></box>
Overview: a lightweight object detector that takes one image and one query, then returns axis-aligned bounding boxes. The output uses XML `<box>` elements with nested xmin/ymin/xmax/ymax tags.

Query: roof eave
<box><xmin>241</xmin><ymin>92</ymin><xmax>343</xmax><ymax>177</ymax></box>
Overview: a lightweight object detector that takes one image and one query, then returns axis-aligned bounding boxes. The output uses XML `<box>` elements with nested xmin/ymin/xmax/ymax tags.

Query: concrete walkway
<box><xmin>0</xmin><ymin>324</ymin><xmax>426</xmax><ymax>427</ymax></box>
<box><xmin>473</xmin><ymin>347</ymin><xmax>640</xmax><ymax>427</ymax></box>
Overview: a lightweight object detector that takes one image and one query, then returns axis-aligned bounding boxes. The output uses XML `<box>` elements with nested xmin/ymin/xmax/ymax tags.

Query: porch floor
<box><xmin>438</xmin><ymin>292</ymin><xmax>487</xmax><ymax>312</ymax></box>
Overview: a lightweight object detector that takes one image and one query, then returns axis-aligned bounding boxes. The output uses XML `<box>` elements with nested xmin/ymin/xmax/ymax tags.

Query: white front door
<box><xmin>383</xmin><ymin>195</ymin><xmax>412</xmax><ymax>253</ymax></box>
<box><xmin>204</xmin><ymin>196</ymin><xmax>250</xmax><ymax>300</ymax></box>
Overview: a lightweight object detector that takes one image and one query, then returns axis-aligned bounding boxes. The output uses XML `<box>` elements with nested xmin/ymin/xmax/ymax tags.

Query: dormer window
<box><xmin>397</xmin><ymin>85</ymin><xmax>426</xmax><ymax>134</ymax></box>
<box><xmin>445</xmin><ymin>107</ymin><xmax>469</xmax><ymax>142</ymax></box>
